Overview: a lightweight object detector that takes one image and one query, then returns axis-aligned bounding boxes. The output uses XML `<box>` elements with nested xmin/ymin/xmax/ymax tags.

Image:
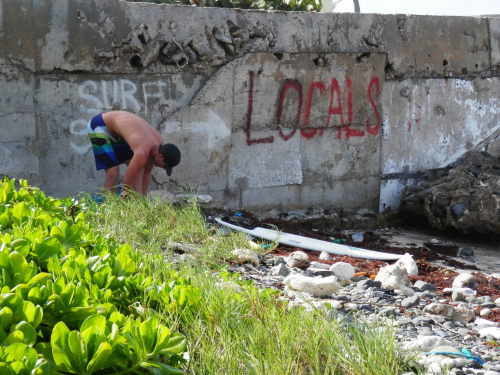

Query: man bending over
<box><xmin>87</xmin><ymin>111</ymin><xmax>181</xmax><ymax>195</ymax></box>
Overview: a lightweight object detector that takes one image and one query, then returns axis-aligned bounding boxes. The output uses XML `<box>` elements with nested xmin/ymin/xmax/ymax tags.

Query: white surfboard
<box><xmin>215</xmin><ymin>218</ymin><xmax>402</xmax><ymax>261</ymax></box>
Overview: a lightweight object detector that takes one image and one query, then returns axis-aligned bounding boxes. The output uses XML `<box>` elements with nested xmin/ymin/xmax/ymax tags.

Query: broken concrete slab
<box><xmin>401</xmin><ymin>151</ymin><xmax>500</xmax><ymax>234</ymax></box>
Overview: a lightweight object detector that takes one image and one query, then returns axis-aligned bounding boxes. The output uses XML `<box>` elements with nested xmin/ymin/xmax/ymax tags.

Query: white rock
<box><xmin>307</xmin><ymin>268</ymin><xmax>334</xmax><ymax>277</ymax></box>
<box><xmin>284</xmin><ymin>274</ymin><xmax>340</xmax><ymax>297</ymax></box>
<box><xmin>440</xmin><ymin>358</ymin><xmax>455</xmax><ymax>369</ymax></box>
<box><xmin>450</xmin><ymin>357</ymin><xmax>469</xmax><ymax>368</ymax></box>
<box><xmin>416</xmin><ymin>335</ymin><xmax>453</xmax><ymax>351</ymax></box>
<box><xmin>426</xmin><ymin>362</ymin><xmax>443</xmax><ymax>375</ymax></box>
<box><xmin>375</xmin><ymin>263</ymin><xmax>410</xmax><ymax>290</ymax></box>
<box><xmin>149</xmin><ymin>190</ymin><xmax>177</xmax><ymax>202</ymax></box>
<box><xmin>422</xmin><ymin>303</ymin><xmax>474</xmax><ymax>323</ymax></box>
<box><xmin>452</xmin><ymin>304</ymin><xmax>476</xmax><ymax>323</ymax></box>
<box><xmin>232</xmin><ymin>248</ymin><xmax>260</xmax><ymax>266</ymax></box>
<box><xmin>285</xmin><ymin>289</ymin><xmax>313</xmax><ymax>301</ymax></box>
<box><xmin>329</xmin><ymin>262</ymin><xmax>355</xmax><ymax>280</ymax></box>
<box><xmin>480</xmin><ymin>308</ymin><xmax>493</xmax><ymax>317</ymax></box>
<box><xmin>215</xmin><ymin>282</ymin><xmax>243</xmax><ymax>292</ymax></box>
<box><xmin>395</xmin><ymin>286</ymin><xmax>415</xmax><ymax>296</ymax></box>
<box><xmin>329</xmin><ymin>300</ymin><xmax>344</xmax><ymax>309</ymax></box>
<box><xmin>452</xmin><ymin>272</ymin><xmax>476</xmax><ymax>289</ymax></box>
<box><xmin>247</xmin><ymin>240</ymin><xmax>261</xmax><ymax>250</ymax></box>
<box><xmin>395</xmin><ymin>253</ymin><xmax>418</xmax><ymax>276</ymax></box>
<box><xmin>423</xmin><ymin>303</ymin><xmax>456</xmax><ymax>318</ymax></box>
<box><xmin>271</xmin><ymin>263</ymin><xmax>290</xmax><ymax>277</ymax></box>
<box><xmin>310</xmin><ymin>300</ymin><xmax>337</xmax><ymax>311</ymax></box>
<box><xmin>175</xmin><ymin>194</ymin><xmax>213</xmax><ymax>204</ymax></box>
<box><xmin>286</xmin><ymin>251</ymin><xmax>310</xmax><ymax>268</ymax></box>
<box><xmin>344</xmin><ymin>302</ymin><xmax>358</xmax><ymax>310</ymax></box>
<box><xmin>474</xmin><ymin>317</ymin><xmax>500</xmax><ymax>328</ymax></box>
<box><xmin>309</xmin><ymin>261</ymin><xmax>330</xmax><ymax>270</ymax></box>
<box><xmin>443</xmin><ymin>287</ymin><xmax>476</xmax><ymax>296</ymax></box>
<box><xmin>318</xmin><ymin>251</ymin><xmax>332</xmax><ymax>260</ymax></box>
<box><xmin>425</xmin><ymin>345</ymin><xmax>467</xmax><ymax>369</ymax></box>
<box><xmin>495</xmin><ymin>297</ymin><xmax>500</xmax><ymax>307</ymax></box>
<box><xmin>477</xmin><ymin>326</ymin><xmax>500</xmax><ymax>340</ymax></box>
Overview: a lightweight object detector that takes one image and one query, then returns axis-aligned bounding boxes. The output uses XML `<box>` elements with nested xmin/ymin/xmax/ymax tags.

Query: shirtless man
<box><xmin>87</xmin><ymin>111</ymin><xmax>181</xmax><ymax>195</ymax></box>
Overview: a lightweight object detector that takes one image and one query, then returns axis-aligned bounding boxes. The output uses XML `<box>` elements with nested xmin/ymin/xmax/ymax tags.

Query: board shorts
<box><xmin>87</xmin><ymin>113</ymin><xmax>134</xmax><ymax>170</ymax></box>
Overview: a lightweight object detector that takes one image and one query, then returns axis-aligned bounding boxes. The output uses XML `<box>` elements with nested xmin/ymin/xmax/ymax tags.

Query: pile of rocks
<box><xmin>402</xmin><ymin>151</ymin><xmax>500</xmax><ymax>234</ymax></box>
<box><xmin>229</xmin><ymin>246</ymin><xmax>500</xmax><ymax>375</ymax></box>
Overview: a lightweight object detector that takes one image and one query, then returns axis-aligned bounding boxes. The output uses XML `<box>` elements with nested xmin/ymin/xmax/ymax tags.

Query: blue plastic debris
<box><xmin>352</xmin><ymin>232</ymin><xmax>364</xmax><ymax>242</ymax></box>
<box><xmin>424</xmin><ymin>347</ymin><xmax>484</xmax><ymax>366</ymax></box>
<box><xmin>233</xmin><ymin>212</ymin><xmax>243</xmax><ymax>217</ymax></box>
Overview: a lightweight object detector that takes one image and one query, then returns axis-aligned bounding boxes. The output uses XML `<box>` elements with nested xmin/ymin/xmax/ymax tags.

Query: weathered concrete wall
<box><xmin>0</xmin><ymin>0</ymin><xmax>498</xmax><ymax>213</ymax></box>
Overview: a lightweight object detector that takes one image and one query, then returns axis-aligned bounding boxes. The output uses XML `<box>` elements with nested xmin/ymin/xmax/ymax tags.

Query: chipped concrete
<box><xmin>0</xmin><ymin>0</ymin><xmax>498</xmax><ymax>213</ymax></box>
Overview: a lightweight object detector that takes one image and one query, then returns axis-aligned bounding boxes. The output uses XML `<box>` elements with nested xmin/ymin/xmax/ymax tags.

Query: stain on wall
<box><xmin>0</xmin><ymin>0</ymin><xmax>498</xmax><ymax>213</ymax></box>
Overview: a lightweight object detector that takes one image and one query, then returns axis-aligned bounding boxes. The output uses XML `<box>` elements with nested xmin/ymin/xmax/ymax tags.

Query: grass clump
<box><xmin>85</xmin><ymin>192</ymin><xmax>422</xmax><ymax>375</ymax></box>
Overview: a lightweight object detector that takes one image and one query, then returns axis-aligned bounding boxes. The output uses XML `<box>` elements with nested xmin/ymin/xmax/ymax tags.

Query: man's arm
<box><xmin>141</xmin><ymin>160</ymin><xmax>154</xmax><ymax>195</ymax></box>
<box><xmin>123</xmin><ymin>152</ymin><xmax>147</xmax><ymax>194</ymax></box>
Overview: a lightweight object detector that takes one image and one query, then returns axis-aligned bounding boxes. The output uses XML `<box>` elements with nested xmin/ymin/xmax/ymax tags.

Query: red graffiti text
<box><xmin>244</xmin><ymin>71</ymin><xmax>381</xmax><ymax>146</ymax></box>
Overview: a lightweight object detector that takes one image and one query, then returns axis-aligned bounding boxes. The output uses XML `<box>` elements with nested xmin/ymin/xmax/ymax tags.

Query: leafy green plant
<box><xmin>0</xmin><ymin>177</ymin><xmax>421</xmax><ymax>374</ymax></box>
<box><xmin>50</xmin><ymin>314</ymin><xmax>186</xmax><ymax>375</ymax></box>
<box><xmin>0</xmin><ymin>178</ymin><xmax>188</xmax><ymax>374</ymax></box>
<box><xmin>0</xmin><ymin>343</ymin><xmax>51</xmax><ymax>375</ymax></box>
<box><xmin>0</xmin><ymin>250</ymin><xmax>38</xmax><ymax>288</ymax></box>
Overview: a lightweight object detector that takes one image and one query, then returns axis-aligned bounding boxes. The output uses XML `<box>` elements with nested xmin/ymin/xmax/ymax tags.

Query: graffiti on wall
<box><xmin>69</xmin><ymin>79</ymin><xmax>172</xmax><ymax>154</ymax></box>
<box><xmin>68</xmin><ymin>71</ymin><xmax>383</xmax><ymax>153</ymax></box>
<box><xmin>244</xmin><ymin>71</ymin><xmax>382</xmax><ymax>146</ymax></box>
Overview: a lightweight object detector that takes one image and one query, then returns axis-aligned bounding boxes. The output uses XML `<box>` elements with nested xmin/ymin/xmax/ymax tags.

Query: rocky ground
<box><xmin>199</xmin><ymin>207</ymin><xmax>500</xmax><ymax>375</ymax></box>
<box><xmin>402</xmin><ymin>151</ymin><xmax>500</xmax><ymax>235</ymax></box>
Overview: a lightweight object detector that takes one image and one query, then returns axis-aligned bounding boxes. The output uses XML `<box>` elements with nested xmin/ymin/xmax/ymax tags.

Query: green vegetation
<box><xmin>0</xmin><ymin>177</ymin><xmax>421</xmax><ymax>374</ymax></box>
<box><xmin>128</xmin><ymin>0</ymin><xmax>322</xmax><ymax>12</ymax></box>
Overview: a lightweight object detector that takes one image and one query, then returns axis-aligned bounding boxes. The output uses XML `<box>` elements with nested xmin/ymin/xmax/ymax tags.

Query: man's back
<box><xmin>102</xmin><ymin>111</ymin><xmax>162</xmax><ymax>154</ymax></box>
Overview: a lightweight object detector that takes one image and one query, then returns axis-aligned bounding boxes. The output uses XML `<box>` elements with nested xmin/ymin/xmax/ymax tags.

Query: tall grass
<box><xmin>85</xmin><ymin>193</ymin><xmax>421</xmax><ymax>375</ymax></box>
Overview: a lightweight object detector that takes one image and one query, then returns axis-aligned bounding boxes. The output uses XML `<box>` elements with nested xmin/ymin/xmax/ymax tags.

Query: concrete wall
<box><xmin>0</xmin><ymin>0</ymin><xmax>498</xmax><ymax>213</ymax></box>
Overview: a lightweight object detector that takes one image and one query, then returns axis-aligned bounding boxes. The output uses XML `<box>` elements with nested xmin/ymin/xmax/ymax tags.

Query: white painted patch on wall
<box><xmin>40</xmin><ymin>0</ymin><xmax>68</xmax><ymax>69</ymax></box>
<box><xmin>379</xmin><ymin>178</ymin><xmax>417</xmax><ymax>213</ymax></box>
<box><xmin>439</xmin><ymin>134</ymin><xmax>451</xmax><ymax>148</ymax></box>
<box><xmin>179</xmin><ymin>109</ymin><xmax>231</xmax><ymax>149</ymax></box>
<box><xmin>229</xmin><ymin>130</ymin><xmax>302</xmax><ymax>189</ymax></box>
<box><xmin>69</xmin><ymin>118</ymin><xmax>90</xmax><ymax>154</ymax></box>
<box><xmin>154</xmin><ymin>108</ymin><xmax>231</xmax><ymax>188</ymax></box>
<box><xmin>453</xmin><ymin>79</ymin><xmax>472</xmax><ymax>91</ymax></box>
<box><xmin>380</xmin><ymin>77</ymin><xmax>500</xmax><ymax>211</ymax></box>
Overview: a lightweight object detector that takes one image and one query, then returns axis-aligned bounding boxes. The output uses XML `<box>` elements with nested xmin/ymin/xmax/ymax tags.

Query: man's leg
<box><xmin>103</xmin><ymin>166</ymin><xmax>120</xmax><ymax>193</ymax></box>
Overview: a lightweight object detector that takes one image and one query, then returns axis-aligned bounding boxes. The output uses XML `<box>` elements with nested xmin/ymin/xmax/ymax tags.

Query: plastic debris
<box><xmin>352</xmin><ymin>232</ymin><xmax>363</xmax><ymax>242</ymax></box>
<box><xmin>424</xmin><ymin>347</ymin><xmax>484</xmax><ymax>366</ymax></box>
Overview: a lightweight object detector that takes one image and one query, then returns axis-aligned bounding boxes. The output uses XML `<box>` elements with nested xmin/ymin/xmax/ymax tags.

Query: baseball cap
<box><xmin>158</xmin><ymin>143</ymin><xmax>181</xmax><ymax>176</ymax></box>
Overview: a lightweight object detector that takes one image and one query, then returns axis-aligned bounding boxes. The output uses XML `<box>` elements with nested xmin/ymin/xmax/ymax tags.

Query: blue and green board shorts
<box><xmin>87</xmin><ymin>113</ymin><xmax>134</xmax><ymax>170</ymax></box>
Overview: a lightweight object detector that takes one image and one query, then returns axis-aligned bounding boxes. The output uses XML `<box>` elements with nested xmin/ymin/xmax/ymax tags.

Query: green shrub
<box><xmin>0</xmin><ymin>178</ymin><xmax>189</xmax><ymax>374</ymax></box>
